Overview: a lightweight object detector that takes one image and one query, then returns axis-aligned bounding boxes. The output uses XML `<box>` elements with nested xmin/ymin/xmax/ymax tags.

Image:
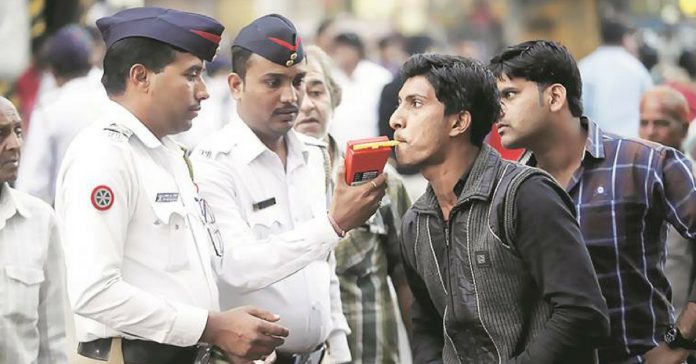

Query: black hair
<box><xmin>101</xmin><ymin>37</ymin><xmax>182</xmax><ymax>96</ymax></box>
<box><xmin>231</xmin><ymin>45</ymin><xmax>253</xmax><ymax>80</ymax></box>
<box><xmin>488</xmin><ymin>40</ymin><xmax>583</xmax><ymax>118</ymax></box>
<box><xmin>333</xmin><ymin>32</ymin><xmax>365</xmax><ymax>59</ymax></box>
<box><xmin>600</xmin><ymin>18</ymin><xmax>633</xmax><ymax>45</ymax></box>
<box><xmin>401</xmin><ymin>53</ymin><xmax>501</xmax><ymax>147</ymax></box>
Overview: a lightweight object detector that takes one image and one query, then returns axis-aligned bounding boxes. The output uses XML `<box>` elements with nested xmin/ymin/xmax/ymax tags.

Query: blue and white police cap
<box><xmin>96</xmin><ymin>7</ymin><xmax>224</xmax><ymax>62</ymax></box>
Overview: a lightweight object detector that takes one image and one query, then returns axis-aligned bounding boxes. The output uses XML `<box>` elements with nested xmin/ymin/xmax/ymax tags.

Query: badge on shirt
<box><xmin>474</xmin><ymin>251</ymin><xmax>491</xmax><ymax>268</ymax></box>
<box><xmin>252</xmin><ymin>197</ymin><xmax>276</xmax><ymax>211</ymax></box>
<box><xmin>155</xmin><ymin>192</ymin><xmax>179</xmax><ymax>203</ymax></box>
<box><xmin>91</xmin><ymin>185</ymin><xmax>114</xmax><ymax>211</ymax></box>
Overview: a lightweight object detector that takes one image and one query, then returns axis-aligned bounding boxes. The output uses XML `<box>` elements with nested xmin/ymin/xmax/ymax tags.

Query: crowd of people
<box><xmin>1</xmin><ymin>5</ymin><xmax>696</xmax><ymax>364</ymax></box>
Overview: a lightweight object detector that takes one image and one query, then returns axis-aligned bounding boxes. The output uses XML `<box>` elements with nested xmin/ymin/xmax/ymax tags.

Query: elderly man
<box><xmin>0</xmin><ymin>96</ymin><xmax>68</xmax><ymax>364</ymax></box>
<box><xmin>640</xmin><ymin>86</ymin><xmax>695</xmax><ymax>322</ymax></box>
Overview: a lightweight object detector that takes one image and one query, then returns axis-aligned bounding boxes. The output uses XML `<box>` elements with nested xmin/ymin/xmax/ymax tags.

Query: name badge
<box><xmin>156</xmin><ymin>192</ymin><xmax>179</xmax><ymax>203</ymax></box>
<box><xmin>253</xmin><ymin>197</ymin><xmax>276</xmax><ymax>211</ymax></box>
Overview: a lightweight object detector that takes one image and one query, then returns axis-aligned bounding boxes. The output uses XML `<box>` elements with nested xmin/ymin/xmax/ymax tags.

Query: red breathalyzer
<box><xmin>344</xmin><ymin>136</ymin><xmax>400</xmax><ymax>186</ymax></box>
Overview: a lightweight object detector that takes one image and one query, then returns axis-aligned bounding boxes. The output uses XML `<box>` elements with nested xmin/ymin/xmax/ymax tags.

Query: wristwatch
<box><xmin>664</xmin><ymin>325</ymin><xmax>696</xmax><ymax>350</ymax></box>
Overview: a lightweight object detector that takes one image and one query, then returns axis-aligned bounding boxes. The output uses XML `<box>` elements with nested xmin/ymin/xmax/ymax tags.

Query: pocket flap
<box><xmin>5</xmin><ymin>266</ymin><xmax>45</xmax><ymax>285</ymax></box>
<box><xmin>151</xmin><ymin>202</ymin><xmax>187</xmax><ymax>224</ymax></box>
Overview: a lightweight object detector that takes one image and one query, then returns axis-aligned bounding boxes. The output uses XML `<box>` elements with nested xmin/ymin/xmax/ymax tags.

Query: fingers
<box><xmin>257</xmin><ymin>321</ymin><xmax>289</xmax><ymax>338</ymax></box>
<box><xmin>246</xmin><ymin>307</ymin><xmax>280</xmax><ymax>322</ymax></box>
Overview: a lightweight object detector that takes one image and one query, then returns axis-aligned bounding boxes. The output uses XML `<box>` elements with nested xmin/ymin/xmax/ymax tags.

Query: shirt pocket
<box><xmin>3</xmin><ymin>265</ymin><xmax>44</xmax><ymax>323</ymax></box>
<box><xmin>246</xmin><ymin>205</ymin><xmax>284</xmax><ymax>239</ymax></box>
<box><xmin>151</xmin><ymin>202</ymin><xmax>191</xmax><ymax>271</ymax></box>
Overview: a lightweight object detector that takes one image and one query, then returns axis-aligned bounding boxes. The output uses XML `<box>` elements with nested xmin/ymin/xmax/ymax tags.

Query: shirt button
<box><xmin>175</xmin><ymin>224</ymin><xmax>180</xmax><ymax>230</ymax></box>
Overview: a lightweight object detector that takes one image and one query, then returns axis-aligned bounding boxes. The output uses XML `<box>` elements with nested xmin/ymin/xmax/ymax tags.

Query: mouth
<box><xmin>497</xmin><ymin>124</ymin><xmax>509</xmax><ymax>133</ymax></box>
<box><xmin>2</xmin><ymin>159</ymin><xmax>18</xmax><ymax>168</ymax></box>
<box><xmin>273</xmin><ymin>107</ymin><xmax>299</xmax><ymax>119</ymax></box>
<box><xmin>188</xmin><ymin>106</ymin><xmax>201</xmax><ymax>117</ymax></box>
<box><xmin>297</xmin><ymin>117</ymin><xmax>320</xmax><ymax>125</ymax></box>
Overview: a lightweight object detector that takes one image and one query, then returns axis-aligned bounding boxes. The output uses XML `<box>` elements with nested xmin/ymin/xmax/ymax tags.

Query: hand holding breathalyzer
<box><xmin>328</xmin><ymin>137</ymin><xmax>398</xmax><ymax>234</ymax></box>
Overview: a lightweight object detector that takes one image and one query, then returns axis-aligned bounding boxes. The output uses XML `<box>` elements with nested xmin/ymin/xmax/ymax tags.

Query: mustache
<box><xmin>273</xmin><ymin>106</ymin><xmax>299</xmax><ymax>115</ymax></box>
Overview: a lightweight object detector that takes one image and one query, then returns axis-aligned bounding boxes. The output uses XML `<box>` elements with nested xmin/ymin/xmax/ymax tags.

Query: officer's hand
<box><xmin>329</xmin><ymin>165</ymin><xmax>387</xmax><ymax>231</ymax></box>
<box><xmin>201</xmin><ymin>306</ymin><xmax>289</xmax><ymax>360</ymax></box>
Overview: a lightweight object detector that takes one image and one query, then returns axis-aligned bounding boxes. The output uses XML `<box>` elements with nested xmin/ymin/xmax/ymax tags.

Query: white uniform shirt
<box><xmin>579</xmin><ymin>46</ymin><xmax>653</xmax><ymax>138</ymax></box>
<box><xmin>192</xmin><ymin>114</ymin><xmax>351</xmax><ymax>360</ymax></box>
<box><xmin>0</xmin><ymin>183</ymin><xmax>67</xmax><ymax>364</ymax></box>
<box><xmin>17</xmin><ymin>74</ymin><xmax>109</xmax><ymax>204</ymax></box>
<box><xmin>55</xmin><ymin>100</ymin><xmax>219</xmax><ymax>347</ymax></box>
<box><xmin>330</xmin><ymin>60</ymin><xmax>393</xmax><ymax>150</ymax></box>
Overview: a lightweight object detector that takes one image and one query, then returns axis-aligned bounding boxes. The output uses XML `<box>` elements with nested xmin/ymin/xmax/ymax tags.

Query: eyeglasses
<box><xmin>196</xmin><ymin>197</ymin><xmax>224</xmax><ymax>257</ymax></box>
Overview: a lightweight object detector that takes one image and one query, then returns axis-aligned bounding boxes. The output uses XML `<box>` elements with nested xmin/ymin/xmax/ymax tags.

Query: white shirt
<box><xmin>579</xmin><ymin>46</ymin><xmax>653</xmax><ymax>138</ymax></box>
<box><xmin>0</xmin><ymin>183</ymin><xmax>67</xmax><ymax>364</ymax></box>
<box><xmin>0</xmin><ymin>0</ymin><xmax>29</xmax><ymax>79</ymax></box>
<box><xmin>17</xmin><ymin>74</ymin><xmax>109</xmax><ymax>204</ymax></box>
<box><xmin>55</xmin><ymin>100</ymin><xmax>219</xmax><ymax>347</ymax></box>
<box><xmin>192</xmin><ymin>114</ymin><xmax>351</xmax><ymax>361</ymax></box>
<box><xmin>330</xmin><ymin>60</ymin><xmax>393</xmax><ymax>150</ymax></box>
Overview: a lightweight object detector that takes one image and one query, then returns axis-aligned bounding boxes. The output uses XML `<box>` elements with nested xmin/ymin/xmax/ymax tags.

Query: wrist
<box><xmin>201</xmin><ymin>311</ymin><xmax>220</xmax><ymax>344</ymax></box>
<box><xmin>664</xmin><ymin>325</ymin><xmax>696</xmax><ymax>350</ymax></box>
<box><xmin>327</xmin><ymin>214</ymin><xmax>346</xmax><ymax>237</ymax></box>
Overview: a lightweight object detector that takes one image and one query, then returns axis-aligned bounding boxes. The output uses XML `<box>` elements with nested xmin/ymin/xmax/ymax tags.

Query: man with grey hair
<box><xmin>0</xmin><ymin>96</ymin><xmax>68</xmax><ymax>364</ymax></box>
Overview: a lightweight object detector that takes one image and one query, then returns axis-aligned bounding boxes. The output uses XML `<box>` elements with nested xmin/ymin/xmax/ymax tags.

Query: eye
<box><xmin>265</xmin><ymin>78</ymin><xmax>281</xmax><ymax>88</ymax></box>
<box><xmin>14</xmin><ymin>126</ymin><xmax>22</xmax><ymax>138</ymax></box>
<box><xmin>186</xmin><ymin>70</ymin><xmax>201</xmax><ymax>81</ymax></box>
<box><xmin>293</xmin><ymin>76</ymin><xmax>305</xmax><ymax>88</ymax></box>
<box><xmin>502</xmin><ymin>91</ymin><xmax>516</xmax><ymax>99</ymax></box>
<box><xmin>411</xmin><ymin>99</ymin><xmax>423</xmax><ymax>108</ymax></box>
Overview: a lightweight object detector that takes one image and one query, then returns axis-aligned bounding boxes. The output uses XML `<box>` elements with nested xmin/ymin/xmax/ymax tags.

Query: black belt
<box><xmin>275</xmin><ymin>344</ymin><xmax>326</xmax><ymax>364</ymax></box>
<box><xmin>78</xmin><ymin>338</ymin><xmax>198</xmax><ymax>364</ymax></box>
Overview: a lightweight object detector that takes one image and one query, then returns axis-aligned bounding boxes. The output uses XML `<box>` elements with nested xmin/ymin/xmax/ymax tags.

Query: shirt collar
<box><xmin>229</xmin><ymin>111</ymin><xmax>309</xmax><ymax>166</ymax></box>
<box><xmin>520</xmin><ymin>116</ymin><xmax>606</xmax><ymax>166</ymax></box>
<box><xmin>0</xmin><ymin>183</ymin><xmax>31</xmax><ymax>228</ymax></box>
<box><xmin>106</xmin><ymin>100</ymin><xmax>164</xmax><ymax>149</ymax></box>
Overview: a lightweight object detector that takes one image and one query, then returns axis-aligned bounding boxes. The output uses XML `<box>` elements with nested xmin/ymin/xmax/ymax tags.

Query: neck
<box><xmin>111</xmin><ymin>95</ymin><xmax>166</xmax><ymax>140</ymax></box>
<box><xmin>421</xmin><ymin>142</ymin><xmax>480</xmax><ymax>218</ymax></box>
<box><xmin>530</xmin><ymin>115</ymin><xmax>586</xmax><ymax>180</ymax></box>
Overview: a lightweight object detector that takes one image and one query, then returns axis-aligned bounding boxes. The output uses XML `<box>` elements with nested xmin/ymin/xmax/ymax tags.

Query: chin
<box><xmin>295</xmin><ymin>125</ymin><xmax>321</xmax><ymax>139</ymax></box>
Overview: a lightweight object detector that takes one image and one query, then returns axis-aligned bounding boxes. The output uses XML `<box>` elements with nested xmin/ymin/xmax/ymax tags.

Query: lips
<box><xmin>273</xmin><ymin>107</ymin><xmax>299</xmax><ymax>116</ymax></box>
<box><xmin>1</xmin><ymin>159</ymin><xmax>18</xmax><ymax>168</ymax></box>
<box><xmin>297</xmin><ymin>117</ymin><xmax>320</xmax><ymax>125</ymax></box>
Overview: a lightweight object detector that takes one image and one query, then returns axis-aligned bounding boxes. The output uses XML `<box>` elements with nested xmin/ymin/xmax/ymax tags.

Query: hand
<box><xmin>329</xmin><ymin>166</ymin><xmax>387</xmax><ymax>231</ymax></box>
<box><xmin>643</xmin><ymin>343</ymin><xmax>689</xmax><ymax>364</ymax></box>
<box><xmin>201</xmin><ymin>306</ymin><xmax>289</xmax><ymax>360</ymax></box>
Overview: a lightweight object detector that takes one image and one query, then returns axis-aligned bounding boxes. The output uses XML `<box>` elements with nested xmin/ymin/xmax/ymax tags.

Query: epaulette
<box><xmin>102</xmin><ymin>123</ymin><xmax>133</xmax><ymax>143</ymax></box>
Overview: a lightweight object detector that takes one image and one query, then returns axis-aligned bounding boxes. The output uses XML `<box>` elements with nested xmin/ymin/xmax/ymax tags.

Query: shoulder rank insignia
<box><xmin>103</xmin><ymin>123</ymin><xmax>133</xmax><ymax>142</ymax></box>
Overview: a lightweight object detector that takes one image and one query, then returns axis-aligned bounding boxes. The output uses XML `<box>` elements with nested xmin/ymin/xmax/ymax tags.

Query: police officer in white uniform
<box><xmin>192</xmin><ymin>14</ymin><xmax>388</xmax><ymax>364</ymax></box>
<box><xmin>55</xmin><ymin>8</ymin><xmax>288</xmax><ymax>364</ymax></box>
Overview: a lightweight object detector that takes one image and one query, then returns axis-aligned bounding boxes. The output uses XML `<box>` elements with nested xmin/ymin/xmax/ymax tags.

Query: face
<box><xmin>231</xmin><ymin>54</ymin><xmax>307</xmax><ymax>141</ymax></box>
<box><xmin>331</xmin><ymin>44</ymin><xmax>361</xmax><ymax>74</ymax></box>
<box><xmin>639</xmin><ymin>98</ymin><xmax>687</xmax><ymax>149</ymax></box>
<box><xmin>148</xmin><ymin>51</ymin><xmax>209</xmax><ymax>136</ymax></box>
<box><xmin>496</xmin><ymin>75</ymin><xmax>551</xmax><ymax>149</ymax></box>
<box><xmin>294</xmin><ymin>59</ymin><xmax>333</xmax><ymax>139</ymax></box>
<box><xmin>389</xmin><ymin>75</ymin><xmax>453</xmax><ymax>169</ymax></box>
<box><xmin>0</xmin><ymin>100</ymin><xmax>21</xmax><ymax>183</ymax></box>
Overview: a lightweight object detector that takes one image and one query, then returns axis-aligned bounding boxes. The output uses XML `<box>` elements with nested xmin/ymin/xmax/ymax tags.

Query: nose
<box><xmin>195</xmin><ymin>77</ymin><xmax>210</xmax><ymax>102</ymax></box>
<box><xmin>498</xmin><ymin>102</ymin><xmax>506</xmax><ymax>121</ymax></box>
<box><xmin>389</xmin><ymin>106</ymin><xmax>404</xmax><ymax>131</ymax></box>
<box><xmin>299</xmin><ymin>90</ymin><xmax>314</xmax><ymax>114</ymax></box>
<box><xmin>4</xmin><ymin>130</ymin><xmax>20</xmax><ymax>152</ymax></box>
<box><xmin>280</xmin><ymin>83</ymin><xmax>299</xmax><ymax>104</ymax></box>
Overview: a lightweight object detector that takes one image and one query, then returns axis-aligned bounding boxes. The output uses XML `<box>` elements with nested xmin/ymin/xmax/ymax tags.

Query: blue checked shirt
<box><xmin>521</xmin><ymin>117</ymin><xmax>696</xmax><ymax>363</ymax></box>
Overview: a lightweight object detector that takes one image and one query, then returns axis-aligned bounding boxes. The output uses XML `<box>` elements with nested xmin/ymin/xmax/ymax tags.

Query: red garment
<box><xmin>486</xmin><ymin>124</ymin><xmax>524</xmax><ymax>161</ymax></box>
<box><xmin>14</xmin><ymin>64</ymin><xmax>43</xmax><ymax>131</ymax></box>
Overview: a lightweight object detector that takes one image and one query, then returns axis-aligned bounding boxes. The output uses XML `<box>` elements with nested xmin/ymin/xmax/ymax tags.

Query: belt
<box><xmin>275</xmin><ymin>344</ymin><xmax>326</xmax><ymax>364</ymax></box>
<box><xmin>78</xmin><ymin>338</ymin><xmax>198</xmax><ymax>364</ymax></box>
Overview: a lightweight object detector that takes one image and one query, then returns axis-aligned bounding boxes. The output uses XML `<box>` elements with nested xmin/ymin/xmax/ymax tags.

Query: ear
<box><xmin>449</xmin><ymin>110</ymin><xmax>472</xmax><ymax>137</ymax></box>
<box><xmin>228</xmin><ymin>73</ymin><xmax>244</xmax><ymax>101</ymax></box>
<box><xmin>547</xmin><ymin>83</ymin><xmax>567</xmax><ymax>113</ymax></box>
<box><xmin>128</xmin><ymin>64</ymin><xmax>151</xmax><ymax>93</ymax></box>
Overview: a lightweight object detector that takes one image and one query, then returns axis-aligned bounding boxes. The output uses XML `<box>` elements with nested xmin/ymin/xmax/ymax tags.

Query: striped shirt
<box><xmin>0</xmin><ymin>183</ymin><xmax>67</xmax><ymax>364</ymax></box>
<box><xmin>334</xmin><ymin>171</ymin><xmax>411</xmax><ymax>364</ymax></box>
<box><xmin>521</xmin><ymin>117</ymin><xmax>696</xmax><ymax>363</ymax></box>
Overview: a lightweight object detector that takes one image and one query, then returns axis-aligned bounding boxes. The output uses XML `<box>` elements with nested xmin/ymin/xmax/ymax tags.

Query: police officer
<box><xmin>192</xmin><ymin>14</ymin><xmax>388</xmax><ymax>364</ymax></box>
<box><xmin>55</xmin><ymin>8</ymin><xmax>288</xmax><ymax>364</ymax></box>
